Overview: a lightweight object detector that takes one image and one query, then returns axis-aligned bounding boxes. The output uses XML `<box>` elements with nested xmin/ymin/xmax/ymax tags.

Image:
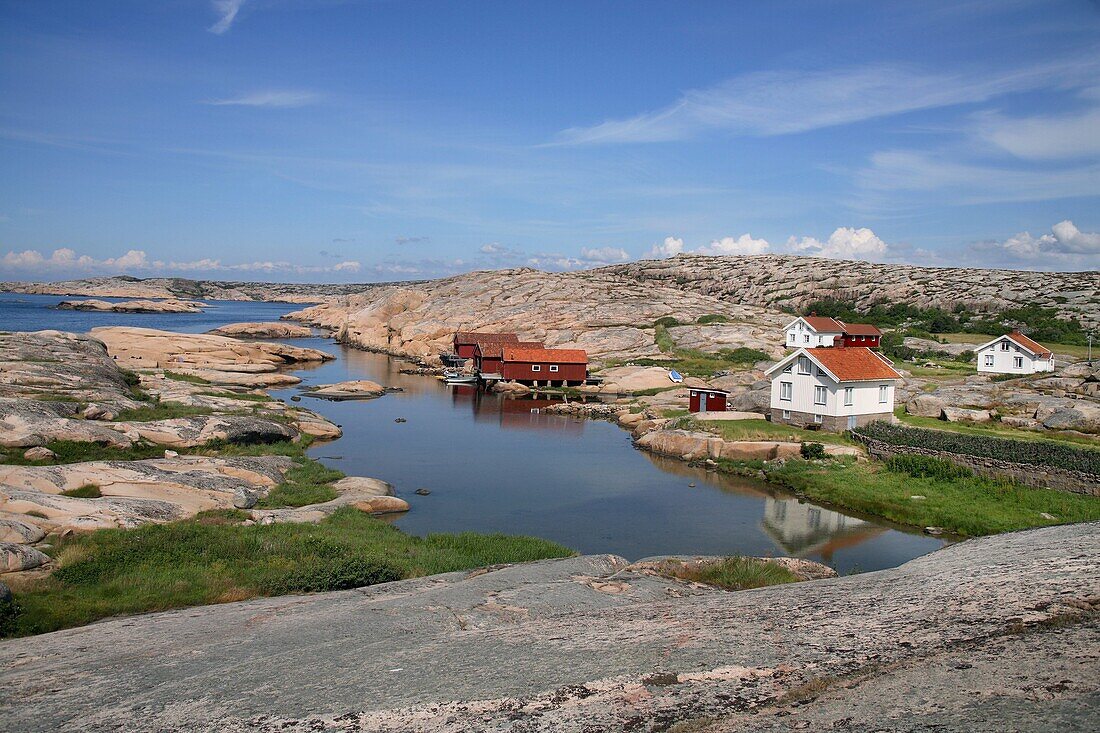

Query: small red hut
<box><xmin>688</xmin><ymin>387</ymin><xmax>730</xmax><ymax>413</ymax></box>
<box><xmin>837</xmin><ymin>323</ymin><xmax>882</xmax><ymax>348</ymax></box>
<box><xmin>500</xmin><ymin>346</ymin><xmax>588</xmax><ymax>385</ymax></box>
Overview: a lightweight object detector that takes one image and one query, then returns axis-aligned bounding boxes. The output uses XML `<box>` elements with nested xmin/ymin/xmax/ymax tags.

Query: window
<box><xmin>1001</xmin><ymin>341</ymin><xmax>1010</xmax><ymax>351</ymax></box>
<box><xmin>798</xmin><ymin>322</ymin><xmax>803</xmax><ymax>331</ymax></box>
<box><xmin>804</xmin><ymin>334</ymin><xmax>810</xmax><ymax>343</ymax></box>
<box><xmin>984</xmin><ymin>354</ymin><xmax>994</xmax><ymax>366</ymax></box>
<box><xmin>780</xmin><ymin>382</ymin><xmax>792</xmax><ymax>401</ymax></box>
<box><xmin>879</xmin><ymin>385</ymin><xmax>889</xmax><ymax>403</ymax></box>
<box><xmin>782</xmin><ymin>363</ymin><xmax>793</xmax><ymax>373</ymax></box>
<box><xmin>813</xmin><ymin>414</ymin><xmax>823</xmax><ymax>424</ymax></box>
<box><xmin>549</xmin><ymin>365</ymin><xmax>559</xmax><ymax>372</ymax></box>
<box><xmin>531</xmin><ymin>364</ymin><xmax>541</xmax><ymax>372</ymax></box>
<box><xmin>817</xmin><ymin>336</ymin><xmax>823</xmax><ymax>345</ymax></box>
<box><xmin>1013</xmin><ymin>356</ymin><xmax>1023</xmax><ymax>369</ymax></box>
<box><xmin>788</xmin><ymin>332</ymin><xmax>796</xmax><ymax>343</ymax></box>
<box><xmin>798</xmin><ymin>356</ymin><xmax>811</xmax><ymax>374</ymax></box>
<box><xmin>782</xmin><ymin>409</ymin><xmax>791</xmax><ymax>419</ymax></box>
<box><xmin>814</xmin><ymin>386</ymin><xmax>826</xmax><ymax>405</ymax></box>
<box><xmin>844</xmin><ymin>387</ymin><xmax>853</xmax><ymax>406</ymax></box>
<box><xmin>815</xmin><ymin>365</ymin><xmax>825</xmax><ymax>377</ymax></box>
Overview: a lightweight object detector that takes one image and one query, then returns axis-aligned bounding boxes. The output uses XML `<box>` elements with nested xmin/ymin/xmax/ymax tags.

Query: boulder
<box><xmin>354</xmin><ymin>496</ymin><xmax>411</xmax><ymax>515</ymax></box>
<box><xmin>727</xmin><ymin>387</ymin><xmax>770</xmax><ymax>413</ymax></box>
<box><xmin>0</xmin><ymin>518</ymin><xmax>47</xmax><ymax>544</ymax></box>
<box><xmin>635</xmin><ymin>430</ymin><xmax>719</xmax><ymax>460</ymax></box>
<box><xmin>120</xmin><ymin>415</ymin><xmax>299</xmax><ymax>448</ymax></box>
<box><xmin>1</xmin><ymin>542</ymin><xmax>50</xmax><ymax>572</ymax></box>
<box><xmin>941</xmin><ymin>407</ymin><xmax>994</xmax><ymax>423</ymax></box>
<box><xmin>718</xmin><ymin>441</ymin><xmax>779</xmax><ymax>461</ymax></box>
<box><xmin>305</xmin><ymin>380</ymin><xmax>387</xmax><ymax>400</ymax></box>
<box><xmin>1041</xmin><ymin>403</ymin><xmax>1100</xmax><ymax>432</ymax></box>
<box><xmin>906</xmin><ymin>394</ymin><xmax>947</xmax><ymax>418</ymax></box>
<box><xmin>22</xmin><ymin>446</ymin><xmax>57</xmax><ymax>461</ymax></box>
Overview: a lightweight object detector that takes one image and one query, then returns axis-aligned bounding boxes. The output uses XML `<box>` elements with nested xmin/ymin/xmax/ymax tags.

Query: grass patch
<box><xmin>196</xmin><ymin>390</ymin><xmax>272</xmax><ymax>402</ymax></box>
<box><xmin>3</xmin><ymin>507</ymin><xmax>573</xmax><ymax>637</ymax></box>
<box><xmin>700</xmin><ymin>418</ymin><xmax>856</xmax><ymax>446</ymax></box>
<box><xmin>654</xmin><ymin>324</ymin><xmax>676</xmax><ymax>353</ymax></box>
<box><xmin>112</xmin><ymin>403</ymin><xmax>216</xmax><ymax>422</ymax></box>
<box><xmin>0</xmin><ymin>440</ymin><xmax>169</xmax><ymax>465</ymax></box>
<box><xmin>255</xmin><ymin>460</ymin><xmax>343</xmax><ymax>508</ymax></box>
<box><xmin>696</xmin><ymin>314</ymin><xmax>731</xmax><ymax>325</ymax></box>
<box><xmin>164</xmin><ymin>371</ymin><xmax>212</xmax><ymax>385</ymax></box>
<box><xmin>60</xmin><ymin>484</ymin><xmax>102</xmax><ymax>498</ymax></box>
<box><xmin>675</xmin><ymin>557</ymin><xmax>799</xmax><ymax>591</ymax></box>
<box><xmin>766</xmin><ymin>458</ymin><xmax>1100</xmax><ymax>537</ymax></box>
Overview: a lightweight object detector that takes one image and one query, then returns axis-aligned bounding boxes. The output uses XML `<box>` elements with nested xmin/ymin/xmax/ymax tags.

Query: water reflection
<box><xmin>762</xmin><ymin>497</ymin><xmax>885</xmax><ymax>564</ymax></box>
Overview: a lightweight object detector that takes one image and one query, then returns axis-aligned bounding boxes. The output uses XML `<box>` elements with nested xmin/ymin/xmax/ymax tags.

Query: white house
<box><xmin>783</xmin><ymin>316</ymin><xmax>882</xmax><ymax>349</ymax></box>
<box><xmin>765</xmin><ymin>347</ymin><xmax>902</xmax><ymax>432</ymax></box>
<box><xmin>974</xmin><ymin>331</ymin><xmax>1055</xmax><ymax>375</ymax></box>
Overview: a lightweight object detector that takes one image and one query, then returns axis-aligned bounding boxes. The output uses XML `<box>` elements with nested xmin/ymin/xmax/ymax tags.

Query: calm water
<box><xmin>0</xmin><ymin>293</ymin><xmax>946</xmax><ymax>572</ymax></box>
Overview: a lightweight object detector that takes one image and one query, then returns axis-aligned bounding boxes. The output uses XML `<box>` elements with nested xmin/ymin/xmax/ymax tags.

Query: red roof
<box><xmin>1008</xmin><ymin>331</ymin><xmax>1053</xmax><ymax>358</ymax></box>
<box><xmin>476</xmin><ymin>341</ymin><xmax>543</xmax><ymax>358</ymax></box>
<box><xmin>839</xmin><ymin>321</ymin><xmax>882</xmax><ymax>336</ymax></box>
<box><xmin>502</xmin><ymin>346</ymin><xmax>588</xmax><ymax>364</ymax></box>
<box><xmin>810</xmin><ymin>347</ymin><xmax>901</xmax><ymax>382</ymax></box>
<box><xmin>802</xmin><ymin>316</ymin><xmax>846</xmax><ymax>332</ymax></box>
<box><xmin>454</xmin><ymin>332</ymin><xmax>519</xmax><ymax>346</ymax></box>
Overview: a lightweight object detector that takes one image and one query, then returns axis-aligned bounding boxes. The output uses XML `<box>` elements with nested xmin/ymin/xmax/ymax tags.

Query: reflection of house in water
<box><xmin>449</xmin><ymin>387</ymin><xmax>582</xmax><ymax>433</ymax></box>
<box><xmin>762</xmin><ymin>497</ymin><xmax>885</xmax><ymax>563</ymax></box>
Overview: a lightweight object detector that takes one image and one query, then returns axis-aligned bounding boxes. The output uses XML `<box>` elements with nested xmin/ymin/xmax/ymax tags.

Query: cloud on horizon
<box><xmin>648</xmin><ymin>227</ymin><xmax>891</xmax><ymax>262</ymax></box>
<box><xmin>203</xmin><ymin>90</ymin><xmax>322</xmax><ymax>108</ymax></box>
<box><xmin>968</xmin><ymin>219</ymin><xmax>1100</xmax><ymax>270</ymax></box>
<box><xmin>1</xmin><ymin>247</ymin><xmax>361</xmax><ymax>277</ymax></box>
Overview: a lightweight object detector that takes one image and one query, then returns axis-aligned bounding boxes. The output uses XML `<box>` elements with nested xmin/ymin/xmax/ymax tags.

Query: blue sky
<box><xmin>1</xmin><ymin>0</ymin><xmax>1099</xmax><ymax>281</ymax></box>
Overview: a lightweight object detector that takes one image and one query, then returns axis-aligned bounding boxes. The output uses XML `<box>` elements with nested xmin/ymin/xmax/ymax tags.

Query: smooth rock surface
<box><xmin>209</xmin><ymin>322</ymin><xmax>316</xmax><ymax>339</ymax></box>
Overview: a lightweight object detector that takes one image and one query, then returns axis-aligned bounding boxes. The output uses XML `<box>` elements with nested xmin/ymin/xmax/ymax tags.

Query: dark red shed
<box><xmin>500</xmin><ymin>346</ymin><xmax>588</xmax><ymax>385</ymax></box>
<box><xmin>453</xmin><ymin>332</ymin><xmax>519</xmax><ymax>359</ymax></box>
<box><xmin>688</xmin><ymin>387</ymin><xmax>730</xmax><ymax>413</ymax></box>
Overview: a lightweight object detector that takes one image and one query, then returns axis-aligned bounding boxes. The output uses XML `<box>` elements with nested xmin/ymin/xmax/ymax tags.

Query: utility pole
<box><xmin>1089</xmin><ymin>331</ymin><xmax>1093</xmax><ymax>367</ymax></box>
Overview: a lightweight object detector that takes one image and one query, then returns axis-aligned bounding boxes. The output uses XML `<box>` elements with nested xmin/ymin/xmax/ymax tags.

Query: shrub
<box><xmin>696</xmin><ymin>314</ymin><xmax>731</xmax><ymax>325</ymax></box>
<box><xmin>716</xmin><ymin>347</ymin><xmax>770</xmax><ymax>363</ymax></box>
<box><xmin>854</xmin><ymin>422</ymin><xmax>1100</xmax><ymax>477</ymax></box>
<box><xmin>675</xmin><ymin>557</ymin><xmax>798</xmax><ymax>591</ymax></box>
<box><xmin>60</xmin><ymin>484</ymin><xmax>102</xmax><ymax>498</ymax></box>
<box><xmin>264</xmin><ymin>557</ymin><xmax>402</xmax><ymax>595</ymax></box>
<box><xmin>653</xmin><ymin>316</ymin><xmax>681</xmax><ymax>328</ymax></box>
<box><xmin>885</xmin><ymin>454</ymin><xmax>973</xmax><ymax>480</ymax></box>
<box><xmin>800</xmin><ymin>442</ymin><xmax>827</xmax><ymax>460</ymax></box>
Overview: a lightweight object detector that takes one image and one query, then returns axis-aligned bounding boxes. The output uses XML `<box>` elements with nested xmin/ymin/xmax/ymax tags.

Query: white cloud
<box><xmin>974</xmin><ymin>106</ymin><xmax>1100</xmax><ymax>160</ymax></box>
<box><xmin>579</xmin><ymin>246</ymin><xmax>629</xmax><ymax>263</ymax></box>
<box><xmin>0</xmin><ymin>247</ymin><xmax>361</xmax><ymax>276</ymax></box>
<box><xmin>694</xmin><ymin>233</ymin><xmax>770</xmax><ymax>256</ymax></box>
<box><xmin>648</xmin><ymin>236</ymin><xmax>684</xmax><ymax>258</ymax></box>
<box><xmin>203</xmin><ymin>91</ymin><xmax>321</xmax><ymax>108</ymax></box>
<box><xmin>787</xmin><ymin>227</ymin><xmax>888</xmax><ymax>260</ymax></box>
<box><xmin>978</xmin><ymin>220</ymin><xmax>1100</xmax><ymax>268</ymax></box>
<box><xmin>208</xmin><ymin>0</ymin><xmax>245</xmax><ymax>35</ymax></box>
<box><xmin>554</xmin><ymin>58</ymin><xmax>1100</xmax><ymax>145</ymax></box>
<box><xmin>479</xmin><ymin>242</ymin><xmax>505</xmax><ymax>254</ymax></box>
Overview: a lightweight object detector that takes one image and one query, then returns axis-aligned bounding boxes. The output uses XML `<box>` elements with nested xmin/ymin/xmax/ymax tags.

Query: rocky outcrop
<box><xmin>2</xmin><ymin>275</ymin><xmax>373</xmax><ymax>302</ymax></box>
<box><xmin>56</xmin><ymin>298</ymin><xmax>205</xmax><ymax>313</ymax></box>
<box><xmin>304</xmin><ymin>380</ymin><xmax>388</xmax><ymax>400</ymax></box>
<box><xmin>208</xmin><ymin>322</ymin><xmax>316</xmax><ymax>339</ymax></box>
<box><xmin>0</xmin><ymin>522</ymin><xmax>1096</xmax><ymax>732</ymax></box>
<box><xmin>602</xmin><ymin>254</ymin><xmax>1100</xmax><ymax>329</ymax></box>
<box><xmin>287</xmin><ymin>268</ymin><xmax>784</xmax><ymax>364</ymax></box>
<box><xmin>635</xmin><ymin>429</ymin><xmax>859</xmax><ymax>462</ymax></box>
<box><xmin>91</xmin><ymin>326</ymin><xmax>331</xmax><ymax>370</ymax></box>
<box><xmin>252</xmin><ymin>476</ymin><xmax>408</xmax><ymax>524</ymax></box>
<box><xmin>116</xmin><ymin>414</ymin><xmax>299</xmax><ymax>448</ymax></box>
<box><xmin>0</xmin><ymin>331</ymin><xmax>142</xmax><ymax>407</ymax></box>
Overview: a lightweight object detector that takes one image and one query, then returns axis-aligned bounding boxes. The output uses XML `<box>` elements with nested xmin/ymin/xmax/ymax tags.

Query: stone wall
<box><xmin>853</xmin><ymin>434</ymin><xmax>1099</xmax><ymax>497</ymax></box>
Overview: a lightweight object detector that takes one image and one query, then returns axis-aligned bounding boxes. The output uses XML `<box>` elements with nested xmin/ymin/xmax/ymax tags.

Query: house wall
<box><xmin>839</xmin><ymin>334</ymin><xmax>880</xmax><ymax>348</ymax></box>
<box><xmin>976</xmin><ymin>339</ymin><xmax>1055</xmax><ymax>374</ymax></box>
<box><xmin>769</xmin><ymin>359</ymin><xmax>895</xmax><ymax>427</ymax></box>
<box><xmin>501</xmin><ymin>362</ymin><xmax>587</xmax><ymax>384</ymax></box>
<box><xmin>455</xmin><ymin>343</ymin><xmax>477</xmax><ymax>358</ymax></box>
<box><xmin>689</xmin><ymin>390</ymin><xmax>728</xmax><ymax>412</ymax></box>
<box><xmin>769</xmin><ymin>407</ymin><xmax>892</xmax><ymax>432</ymax></box>
<box><xmin>477</xmin><ymin>356</ymin><xmax>503</xmax><ymax>374</ymax></box>
<box><xmin>784</xmin><ymin>321</ymin><xmax>840</xmax><ymax>349</ymax></box>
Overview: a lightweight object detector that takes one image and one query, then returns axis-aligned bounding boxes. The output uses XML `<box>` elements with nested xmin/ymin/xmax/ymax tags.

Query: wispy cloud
<box><xmin>973</xmin><ymin>103</ymin><xmax>1100</xmax><ymax>160</ymax></box>
<box><xmin>1</xmin><ymin>247</ymin><xmax>360</xmax><ymax>276</ymax></box>
<box><xmin>395</xmin><ymin>236</ymin><xmax>430</xmax><ymax>245</ymax></box>
<box><xmin>208</xmin><ymin>0</ymin><xmax>246</xmax><ymax>35</ymax></box>
<box><xmin>203</xmin><ymin>90</ymin><xmax>322</xmax><ymax>108</ymax></box>
<box><xmin>554</xmin><ymin>58</ymin><xmax>1100</xmax><ymax>145</ymax></box>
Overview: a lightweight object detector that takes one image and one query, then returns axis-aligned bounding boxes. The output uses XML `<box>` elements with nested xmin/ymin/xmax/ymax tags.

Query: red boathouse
<box><xmin>453</xmin><ymin>332</ymin><xmax>519</xmax><ymax>359</ymax></box>
<box><xmin>688</xmin><ymin>388</ymin><xmax>730</xmax><ymax>413</ymax></box>
<box><xmin>500</xmin><ymin>346</ymin><xmax>588</xmax><ymax>386</ymax></box>
<box><xmin>474</xmin><ymin>341</ymin><xmax>544</xmax><ymax>376</ymax></box>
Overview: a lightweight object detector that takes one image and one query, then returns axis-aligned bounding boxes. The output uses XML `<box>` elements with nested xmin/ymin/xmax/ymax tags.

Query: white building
<box><xmin>765</xmin><ymin>347</ymin><xmax>902</xmax><ymax>432</ymax></box>
<box><xmin>783</xmin><ymin>316</ymin><xmax>882</xmax><ymax>349</ymax></box>
<box><xmin>974</xmin><ymin>331</ymin><xmax>1055</xmax><ymax>375</ymax></box>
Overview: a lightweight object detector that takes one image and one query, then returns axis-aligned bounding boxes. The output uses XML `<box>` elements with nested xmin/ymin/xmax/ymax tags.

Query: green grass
<box><xmin>255</xmin><ymin>460</ymin><xmax>344</xmax><ymax>508</ymax></box>
<box><xmin>654</xmin><ymin>324</ymin><xmax>676</xmax><ymax>353</ymax></box>
<box><xmin>0</xmin><ymin>440</ymin><xmax>170</xmax><ymax>465</ymax></box>
<box><xmin>672</xmin><ymin>557</ymin><xmax>799</xmax><ymax>590</ymax></box>
<box><xmin>3</xmin><ymin>507</ymin><xmax>573</xmax><ymax>637</ymax></box>
<box><xmin>112</xmin><ymin>403</ymin><xmax>216</xmax><ymax>422</ymax></box>
<box><xmin>60</xmin><ymin>484</ymin><xmax>102</xmax><ymax>498</ymax></box>
<box><xmin>766</xmin><ymin>458</ymin><xmax>1100</xmax><ymax>537</ymax></box>
<box><xmin>894</xmin><ymin>407</ymin><xmax>1100</xmax><ymax>451</ymax></box>
<box><xmin>196</xmin><ymin>390</ymin><xmax>273</xmax><ymax>402</ymax></box>
<box><xmin>894</xmin><ymin>359</ymin><xmax>973</xmax><ymax>378</ymax></box>
<box><xmin>696</xmin><ymin>314</ymin><xmax>731</xmax><ymax>325</ymax></box>
<box><xmin>698</xmin><ymin>418</ymin><xmax>856</xmax><ymax>447</ymax></box>
<box><xmin>163</xmin><ymin>371</ymin><xmax>212</xmax><ymax>385</ymax></box>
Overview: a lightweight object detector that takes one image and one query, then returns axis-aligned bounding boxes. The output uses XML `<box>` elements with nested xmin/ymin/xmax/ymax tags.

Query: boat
<box><xmin>668</xmin><ymin>369</ymin><xmax>683</xmax><ymax>383</ymax></box>
<box><xmin>443</xmin><ymin>371</ymin><xmax>477</xmax><ymax>385</ymax></box>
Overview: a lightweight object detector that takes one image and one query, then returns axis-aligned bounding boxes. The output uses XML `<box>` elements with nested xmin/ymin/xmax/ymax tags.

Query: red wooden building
<box><xmin>453</xmin><ymin>332</ymin><xmax>519</xmax><ymax>359</ymax></box>
<box><xmin>474</xmin><ymin>341</ymin><xmax>544</xmax><ymax>376</ymax></box>
<box><xmin>688</xmin><ymin>387</ymin><xmax>729</xmax><ymax>413</ymax></box>
<box><xmin>500</xmin><ymin>346</ymin><xmax>588</xmax><ymax>385</ymax></box>
<box><xmin>837</xmin><ymin>323</ymin><xmax>882</xmax><ymax>348</ymax></box>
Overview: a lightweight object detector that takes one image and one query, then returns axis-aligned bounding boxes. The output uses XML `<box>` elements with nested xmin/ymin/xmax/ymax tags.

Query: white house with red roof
<box><xmin>765</xmin><ymin>347</ymin><xmax>902</xmax><ymax>432</ymax></box>
<box><xmin>783</xmin><ymin>316</ymin><xmax>882</xmax><ymax>349</ymax></box>
<box><xmin>974</xmin><ymin>331</ymin><xmax>1055</xmax><ymax>375</ymax></box>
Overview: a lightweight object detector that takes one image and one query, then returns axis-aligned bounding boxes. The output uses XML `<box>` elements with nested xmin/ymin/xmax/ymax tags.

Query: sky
<box><xmin>1</xmin><ymin>0</ymin><xmax>1099</xmax><ymax>282</ymax></box>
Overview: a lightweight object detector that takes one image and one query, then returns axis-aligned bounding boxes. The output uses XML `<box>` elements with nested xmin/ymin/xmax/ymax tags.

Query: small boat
<box><xmin>668</xmin><ymin>369</ymin><xmax>683</xmax><ymax>383</ymax></box>
<box><xmin>444</xmin><ymin>373</ymin><xmax>477</xmax><ymax>385</ymax></box>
